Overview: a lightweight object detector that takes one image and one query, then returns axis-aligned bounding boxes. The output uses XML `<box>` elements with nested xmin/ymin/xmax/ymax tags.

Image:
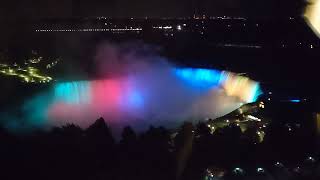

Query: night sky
<box><xmin>0</xmin><ymin>0</ymin><xmax>307</xmax><ymax>19</ymax></box>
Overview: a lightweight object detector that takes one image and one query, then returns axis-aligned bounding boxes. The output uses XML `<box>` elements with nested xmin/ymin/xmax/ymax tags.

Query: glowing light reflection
<box><xmin>290</xmin><ymin>99</ymin><xmax>301</xmax><ymax>103</ymax></box>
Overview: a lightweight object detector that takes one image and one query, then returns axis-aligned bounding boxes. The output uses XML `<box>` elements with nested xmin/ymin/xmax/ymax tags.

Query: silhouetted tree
<box><xmin>243</xmin><ymin>126</ymin><xmax>260</xmax><ymax>144</ymax></box>
<box><xmin>61</xmin><ymin>123</ymin><xmax>83</xmax><ymax>137</ymax></box>
<box><xmin>120</xmin><ymin>126</ymin><xmax>137</xmax><ymax>145</ymax></box>
<box><xmin>195</xmin><ymin>122</ymin><xmax>211</xmax><ymax>137</ymax></box>
<box><xmin>136</xmin><ymin>126</ymin><xmax>173</xmax><ymax>180</ymax></box>
<box><xmin>86</xmin><ymin>117</ymin><xmax>114</xmax><ymax>145</ymax></box>
<box><xmin>83</xmin><ymin>117</ymin><xmax>117</xmax><ymax>179</ymax></box>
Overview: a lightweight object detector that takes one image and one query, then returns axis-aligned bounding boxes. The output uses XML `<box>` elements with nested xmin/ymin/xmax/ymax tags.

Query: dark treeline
<box><xmin>0</xmin><ymin>117</ymin><xmax>319</xmax><ymax>180</ymax></box>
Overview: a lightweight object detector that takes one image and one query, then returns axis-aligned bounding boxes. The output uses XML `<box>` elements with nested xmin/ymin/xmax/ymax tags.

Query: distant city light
<box><xmin>306</xmin><ymin>156</ymin><xmax>316</xmax><ymax>162</ymax></box>
<box><xmin>275</xmin><ymin>162</ymin><xmax>284</xmax><ymax>167</ymax></box>
<box><xmin>247</xmin><ymin>115</ymin><xmax>261</xmax><ymax>122</ymax></box>
<box><xmin>293</xmin><ymin>166</ymin><xmax>301</xmax><ymax>173</ymax></box>
<box><xmin>259</xmin><ymin>102</ymin><xmax>265</xmax><ymax>108</ymax></box>
<box><xmin>0</xmin><ymin>57</ymin><xmax>54</xmax><ymax>83</ymax></box>
<box><xmin>218</xmin><ymin>44</ymin><xmax>262</xmax><ymax>49</ymax></box>
<box><xmin>257</xmin><ymin>168</ymin><xmax>264</xmax><ymax>173</ymax></box>
<box><xmin>36</xmin><ymin>28</ymin><xmax>143</xmax><ymax>33</ymax></box>
<box><xmin>233</xmin><ymin>168</ymin><xmax>244</xmax><ymax>174</ymax></box>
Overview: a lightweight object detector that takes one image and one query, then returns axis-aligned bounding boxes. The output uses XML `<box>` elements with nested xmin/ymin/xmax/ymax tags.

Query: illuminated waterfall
<box><xmin>4</xmin><ymin>67</ymin><xmax>262</xmax><ymax>132</ymax></box>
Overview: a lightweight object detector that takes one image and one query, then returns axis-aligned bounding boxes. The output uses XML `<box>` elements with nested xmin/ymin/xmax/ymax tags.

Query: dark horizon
<box><xmin>0</xmin><ymin>0</ymin><xmax>308</xmax><ymax>20</ymax></box>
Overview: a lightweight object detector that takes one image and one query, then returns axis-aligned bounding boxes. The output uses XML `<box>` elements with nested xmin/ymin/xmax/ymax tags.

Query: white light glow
<box><xmin>304</xmin><ymin>0</ymin><xmax>320</xmax><ymax>38</ymax></box>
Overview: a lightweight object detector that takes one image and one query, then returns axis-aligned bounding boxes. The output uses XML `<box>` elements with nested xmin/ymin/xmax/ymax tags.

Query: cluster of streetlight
<box><xmin>0</xmin><ymin>63</ymin><xmax>53</xmax><ymax>83</ymax></box>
